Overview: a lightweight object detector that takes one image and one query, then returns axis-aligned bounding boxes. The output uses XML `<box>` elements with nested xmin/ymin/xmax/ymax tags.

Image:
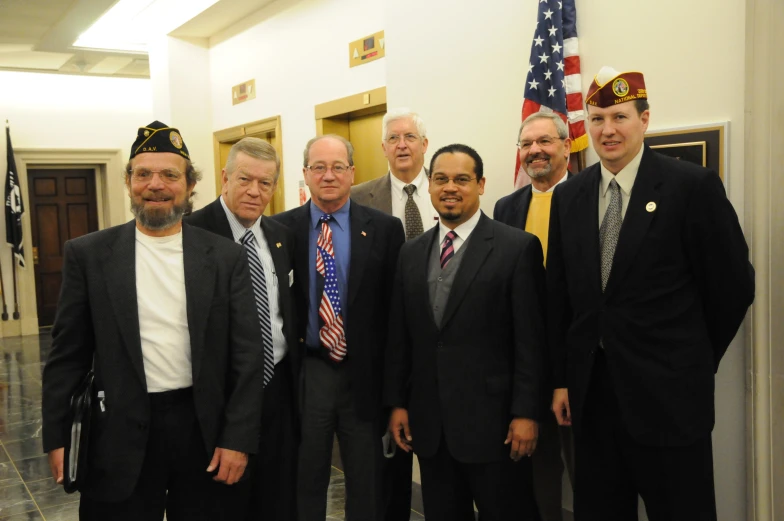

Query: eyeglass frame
<box><xmin>128</xmin><ymin>168</ymin><xmax>185</xmax><ymax>184</ymax></box>
<box><xmin>385</xmin><ymin>133</ymin><xmax>423</xmax><ymax>145</ymax></box>
<box><xmin>305</xmin><ymin>163</ymin><xmax>352</xmax><ymax>175</ymax></box>
<box><xmin>430</xmin><ymin>174</ymin><xmax>479</xmax><ymax>187</ymax></box>
<box><xmin>516</xmin><ymin>136</ymin><xmax>565</xmax><ymax>151</ymax></box>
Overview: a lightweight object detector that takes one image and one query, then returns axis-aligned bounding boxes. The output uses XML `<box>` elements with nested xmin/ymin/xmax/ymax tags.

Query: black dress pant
<box><xmin>79</xmin><ymin>388</ymin><xmax>246</xmax><ymax>521</ymax></box>
<box><xmin>574</xmin><ymin>349</ymin><xmax>717</xmax><ymax>521</ymax></box>
<box><xmin>418</xmin><ymin>433</ymin><xmax>540</xmax><ymax>521</ymax></box>
<box><xmin>244</xmin><ymin>356</ymin><xmax>298</xmax><ymax>521</ymax></box>
<box><xmin>382</xmin><ymin>438</ymin><xmax>413</xmax><ymax>521</ymax></box>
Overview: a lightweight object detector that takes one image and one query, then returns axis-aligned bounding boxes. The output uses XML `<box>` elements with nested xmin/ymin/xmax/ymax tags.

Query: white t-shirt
<box><xmin>135</xmin><ymin>228</ymin><xmax>193</xmax><ymax>393</ymax></box>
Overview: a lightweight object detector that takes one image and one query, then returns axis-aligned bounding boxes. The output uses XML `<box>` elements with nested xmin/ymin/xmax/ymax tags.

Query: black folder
<box><xmin>63</xmin><ymin>370</ymin><xmax>94</xmax><ymax>494</ymax></box>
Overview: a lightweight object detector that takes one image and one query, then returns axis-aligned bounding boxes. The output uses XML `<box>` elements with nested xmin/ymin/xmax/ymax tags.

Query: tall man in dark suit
<box><xmin>273</xmin><ymin>134</ymin><xmax>405</xmax><ymax>521</ymax></box>
<box><xmin>494</xmin><ymin>111</ymin><xmax>574</xmax><ymax>521</ymax></box>
<box><xmin>186</xmin><ymin>137</ymin><xmax>298</xmax><ymax>521</ymax></box>
<box><xmin>385</xmin><ymin>143</ymin><xmax>545</xmax><ymax>521</ymax></box>
<box><xmin>547</xmin><ymin>67</ymin><xmax>755</xmax><ymax>521</ymax></box>
<box><xmin>351</xmin><ymin>108</ymin><xmax>437</xmax><ymax>521</ymax></box>
<box><xmin>42</xmin><ymin>121</ymin><xmax>264</xmax><ymax>521</ymax></box>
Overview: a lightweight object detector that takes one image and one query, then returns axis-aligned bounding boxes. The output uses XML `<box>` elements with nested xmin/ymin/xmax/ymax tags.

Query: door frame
<box><xmin>213</xmin><ymin>116</ymin><xmax>285</xmax><ymax>215</ymax></box>
<box><xmin>4</xmin><ymin>148</ymin><xmax>121</xmax><ymax>337</ymax></box>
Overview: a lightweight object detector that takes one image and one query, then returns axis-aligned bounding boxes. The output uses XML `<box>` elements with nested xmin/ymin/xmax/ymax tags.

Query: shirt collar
<box><xmin>389</xmin><ymin>168</ymin><xmax>428</xmax><ymax>202</ymax></box>
<box><xmin>600</xmin><ymin>144</ymin><xmax>645</xmax><ymax>198</ymax></box>
<box><xmin>531</xmin><ymin>170</ymin><xmax>569</xmax><ymax>193</ymax></box>
<box><xmin>310</xmin><ymin>198</ymin><xmax>351</xmax><ymax>231</ymax></box>
<box><xmin>219</xmin><ymin>195</ymin><xmax>263</xmax><ymax>243</ymax></box>
<box><xmin>439</xmin><ymin>208</ymin><xmax>482</xmax><ymax>244</ymax></box>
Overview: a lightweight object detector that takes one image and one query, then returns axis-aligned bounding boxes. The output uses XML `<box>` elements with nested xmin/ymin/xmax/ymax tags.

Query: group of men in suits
<box><xmin>41</xmin><ymin>64</ymin><xmax>754</xmax><ymax>521</ymax></box>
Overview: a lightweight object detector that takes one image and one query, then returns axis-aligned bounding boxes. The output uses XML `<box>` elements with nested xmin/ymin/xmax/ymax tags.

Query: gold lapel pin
<box><xmin>646</xmin><ymin>202</ymin><xmax>657</xmax><ymax>213</ymax></box>
<box><xmin>276</xmin><ymin>242</ymin><xmax>282</xmax><ymax>248</ymax></box>
<box><xmin>361</xmin><ymin>231</ymin><xmax>367</xmax><ymax>236</ymax></box>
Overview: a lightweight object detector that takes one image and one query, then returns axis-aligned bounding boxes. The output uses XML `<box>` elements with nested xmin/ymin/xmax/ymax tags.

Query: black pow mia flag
<box><xmin>5</xmin><ymin>125</ymin><xmax>25</xmax><ymax>268</ymax></box>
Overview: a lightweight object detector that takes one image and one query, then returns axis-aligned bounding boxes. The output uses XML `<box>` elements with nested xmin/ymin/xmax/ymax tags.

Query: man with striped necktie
<box><xmin>384</xmin><ymin>144</ymin><xmax>546</xmax><ymax>521</ymax></box>
<box><xmin>187</xmin><ymin>137</ymin><xmax>299</xmax><ymax>521</ymax></box>
<box><xmin>273</xmin><ymin>134</ymin><xmax>405</xmax><ymax>521</ymax></box>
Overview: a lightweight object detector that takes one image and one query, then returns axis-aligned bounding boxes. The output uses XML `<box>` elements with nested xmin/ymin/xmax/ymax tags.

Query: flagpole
<box><xmin>0</xmin><ymin>258</ymin><xmax>7</xmax><ymax>321</ymax></box>
<box><xmin>11</xmin><ymin>253</ymin><xmax>19</xmax><ymax>320</ymax></box>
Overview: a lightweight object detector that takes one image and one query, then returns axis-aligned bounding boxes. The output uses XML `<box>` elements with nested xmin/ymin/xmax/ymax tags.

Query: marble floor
<box><xmin>0</xmin><ymin>332</ymin><xmax>427</xmax><ymax>520</ymax></box>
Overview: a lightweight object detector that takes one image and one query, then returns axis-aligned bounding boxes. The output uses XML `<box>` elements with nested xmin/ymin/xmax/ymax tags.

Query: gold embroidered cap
<box><xmin>129</xmin><ymin>120</ymin><xmax>190</xmax><ymax>160</ymax></box>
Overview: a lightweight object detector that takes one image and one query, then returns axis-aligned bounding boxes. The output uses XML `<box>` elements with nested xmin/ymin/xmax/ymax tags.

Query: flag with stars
<box><xmin>515</xmin><ymin>0</ymin><xmax>588</xmax><ymax>189</ymax></box>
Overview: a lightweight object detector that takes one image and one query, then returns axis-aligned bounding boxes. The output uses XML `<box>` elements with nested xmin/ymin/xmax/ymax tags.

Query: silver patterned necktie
<box><xmin>402</xmin><ymin>184</ymin><xmax>424</xmax><ymax>240</ymax></box>
<box><xmin>599</xmin><ymin>179</ymin><xmax>622</xmax><ymax>292</ymax></box>
<box><xmin>241</xmin><ymin>229</ymin><xmax>275</xmax><ymax>386</ymax></box>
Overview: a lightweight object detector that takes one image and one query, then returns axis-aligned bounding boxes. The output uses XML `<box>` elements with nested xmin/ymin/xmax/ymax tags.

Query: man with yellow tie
<box><xmin>493</xmin><ymin>111</ymin><xmax>574</xmax><ymax>521</ymax></box>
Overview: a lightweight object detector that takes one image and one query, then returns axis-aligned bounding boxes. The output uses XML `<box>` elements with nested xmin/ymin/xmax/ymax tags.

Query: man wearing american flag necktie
<box><xmin>516</xmin><ymin>0</ymin><xmax>588</xmax><ymax>190</ymax></box>
<box><xmin>272</xmin><ymin>135</ymin><xmax>405</xmax><ymax>521</ymax></box>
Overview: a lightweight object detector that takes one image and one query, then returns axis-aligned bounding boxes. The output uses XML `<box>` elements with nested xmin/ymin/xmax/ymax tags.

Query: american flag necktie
<box><xmin>240</xmin><ymin>229</ymin><xmax>275</xmax><ymax>386</ymax></box>
<box><xmin>440</xmin><ymin>230</ymin><xmax>457</xmax><ymax>269</ymax></box>
<box><xmin>316</xmin><ymin>215</ymin><xmax>347</xmax><ymax>362</ymax></box>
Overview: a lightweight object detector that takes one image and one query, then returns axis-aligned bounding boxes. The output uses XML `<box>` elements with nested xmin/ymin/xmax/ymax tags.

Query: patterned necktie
<box><xmin>240</xmin><ymin>229</ymin><xmax>275</xmax><ymax>386</ymax></box>
<box><xmin>440</xmin><ymin>230</ymin><xmax>458</xmax><ymax>269</ymax></box>
<box><xmin>599</xmin><ymin>179</ymin><xmax>622</xmax><ymax>292</ymax></box>
<box><xmin>316</xmin><ymin>215</ymin><xmax>347</xmax><ymax>362</ymax></box>
<box><xmin>402</xmin><ymin>184</ymin><xmax>424</xmax><ymax>240</ymax></box>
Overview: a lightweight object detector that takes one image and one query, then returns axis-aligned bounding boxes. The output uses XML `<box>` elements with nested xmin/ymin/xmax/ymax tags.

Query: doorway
<box><xmin>27</xmin><ymin>168</ymin><xmax>99</xmax><ymax>326</ymax></box>
<box><xmin>315</xmin><ymin>87</ymin><xmax>388</xmax><ymax>185</ymax></box>
<box><xmin>213</xmin><ymin>116</ymin><xmax>284</xmax><ymax>216</ymax></box>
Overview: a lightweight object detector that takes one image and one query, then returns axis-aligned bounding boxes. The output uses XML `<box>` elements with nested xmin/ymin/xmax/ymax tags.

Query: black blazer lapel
<box><xmin>604</xmin><ymin>147</ymin><xmax>661</xmax><ymax>296</ymax></box>
<box><xmin>440</xmin><ymin>213</ymin><xmax>494</xmax><ymax>329</ymax></box>
<box><xmin>208</xmin><ymin>198</ymin><xmax>233</xmax><ymax>238</ymax></box>
<box><xmin>347</xmin><ymin>203</ymin><xmax>373</xmax><ymax>307</ymax></box>
<box><xmin>260</xmin><ymin>217</ymin><xmax>293</xmax><ymax>317</ymax></box>
<box><xmin>182</xmin><ymin>224</ymin><xmax>216</xmax><ymax>383</ymax></box>
<box><xmin>411</xmin><ymin>227</ymin><xmax>440</xmax><ymax>329</ymax></box>
<box><xmin>516</xmin><ymin>187</ymin><xmax>533</xmax><ymax>229</ymax></box>
<box><xmin>571</xmin><ymin>167</ymin><xmax>602</xmax><ymax>297</ymax></box>
<box><xmin>291</xmin><ymin>203</ymin><xmax>312</xmax><ymax>305</ymax></box>
<box><xmin>102</xmin><ymin>222</ymin><xmax>146</xmax><ymax>389</ymax></box>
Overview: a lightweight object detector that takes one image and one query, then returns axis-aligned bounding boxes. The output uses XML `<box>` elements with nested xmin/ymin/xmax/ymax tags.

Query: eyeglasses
<box><xmin>130</xmin><ymin>168</ymin><xmax>184</xmax><ymax>184</ymax></box>
<box><xmin>516</xmin><ymin>136</ymin><xmax>564</xmax><ymax>151</ymax></box>
<box><xmin>306</xmin><ymin>164</ymin><xmax>351</xmax><ymax>175</ymax></box>
<box><xmin>431</xmin><ymin>175</ymin><xmax>477</xmax><ymax>187</ymax></box>
<box><xmin>385</xmin><ymin>133</ymin><xmax>421</xmax><ymax>145</ymax></box>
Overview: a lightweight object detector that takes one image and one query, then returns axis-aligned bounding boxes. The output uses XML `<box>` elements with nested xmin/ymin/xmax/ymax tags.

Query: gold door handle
<box><xmin>33</xmin><ymin>246</ymin><xmax>39</xmax><ymax>265</ymax></box>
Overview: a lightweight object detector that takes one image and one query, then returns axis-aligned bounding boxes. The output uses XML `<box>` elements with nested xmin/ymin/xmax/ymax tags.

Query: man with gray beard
<box><xmin>494</xmin><ymin>111</ymin><xmax>575</xmax><ymax>521</ymax></box>
<box><xmin>42</xmin><ymin>120</ymin><xmax>264</xmax><ymax>521</ymax></box>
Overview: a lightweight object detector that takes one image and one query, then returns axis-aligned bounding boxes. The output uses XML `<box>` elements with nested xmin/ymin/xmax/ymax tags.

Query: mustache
<box><xmin>526</xmin><ymin>153</ymin><xmax>551</xmax><ymax>164</ymax></box>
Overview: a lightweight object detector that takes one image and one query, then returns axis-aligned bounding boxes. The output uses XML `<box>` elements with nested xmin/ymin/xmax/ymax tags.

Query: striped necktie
<box><xmin>316</xmin><ymin>215</ymin><xmax>347</xmax><ymax>362</ymax></box>
<box><xmin>241</xmin><ymin>229</ymin><xmax>275</xmax><ymax>386</ymax></box>
<box><xmin>440</xmin><ymin>230</ymin><xmax>457</xmax><ymax>269</ymax></box>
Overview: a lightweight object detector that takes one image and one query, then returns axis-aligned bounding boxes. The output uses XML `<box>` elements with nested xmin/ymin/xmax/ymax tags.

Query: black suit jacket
<box><xmin>384</xmin><ymin>213</ymin><xmax>546</xmax><ymax>463</ymax></box>
<box><xmin>186</xmin><ymin>198</ymin><xmax>301</xmax><ymax>419</ymax></box>
<box><xmin>42</xmin><ymin>221</ymin><xmax>264</xmax><ymax>501</ymax></box>
<box><xmin>546</xmin><ymin>146</ymin><xmax>755</xmax><ymax>447</ymax></box>
<box><xmin>272</xmin><ymin>200</ymin><xmax>405</xmax><ymax>421</ymax></box>
<box><xmin>492</xmin><ymin>172</ymin><xmax>573</xmax><ymax>229</ymax></box>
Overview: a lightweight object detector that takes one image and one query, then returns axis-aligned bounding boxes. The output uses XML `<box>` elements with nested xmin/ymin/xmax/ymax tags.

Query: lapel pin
<box><xmin>361</xmin><ymin>231</ymin><xmax>367</xmax><ymax>236</ymax></box>
<box><xmin>276</xmin><ymin>242</ymin><xmax>282</xmax><ymax>248</ymax></box>
<box><xmin>646</xmin><ymin>202</ymin><xmax>657</xmax><ymax>213</ymax></box>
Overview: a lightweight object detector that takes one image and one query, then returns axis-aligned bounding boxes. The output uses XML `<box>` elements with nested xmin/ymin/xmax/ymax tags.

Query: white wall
<box><xmin>385</xmin><ymin>1</ymin><xmax>747</xmax><ymax>519</ymax></box>
<box><xmin>0</xmin><ymin>70</ymin><xmax>153</xmax><ymax>334</ymax></box>
<box><xmin>208</xmin><ymin>0</ymin><xmax>386</xmax><ymax>210</ymax></box>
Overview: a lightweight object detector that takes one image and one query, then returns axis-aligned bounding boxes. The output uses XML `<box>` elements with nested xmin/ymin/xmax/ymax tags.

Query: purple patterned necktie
<box><xmin>440</xmin><ymin>231</ymin><xmax>457</xmax><ymax>269</ymax></box>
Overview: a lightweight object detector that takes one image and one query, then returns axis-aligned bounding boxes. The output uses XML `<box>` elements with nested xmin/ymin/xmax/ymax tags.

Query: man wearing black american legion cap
<box><xmin>546</xmin><ymin>68</ymin><xmax>754</xmax><ymax>520</ymax></box>
<box><xmin>42</xmin><ymin>120</ymin><xmax>265</xmax><ymax>520</ymax></box>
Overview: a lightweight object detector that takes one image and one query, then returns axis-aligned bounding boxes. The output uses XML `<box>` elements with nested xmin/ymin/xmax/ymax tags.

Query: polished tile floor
<box><xmin>0</xmin><ymin>333</ymin><xmax>427</xmax><ymax>520</ymax></box>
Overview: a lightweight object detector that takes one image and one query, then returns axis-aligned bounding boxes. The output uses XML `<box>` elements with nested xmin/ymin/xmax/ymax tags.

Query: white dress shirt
<box><xmin>598</xmin><ymin>145</ymin><xmax>645</xmax><ymax>225</ymax></box>
<box><xmin>220</xmin><ymin>196</ymin><xmax>288</xmax><ymax>365</ymax></box>
<box><xmin>389</xmin><ymin>168</ymin><xmax>439</xmax><ymax>234</ymax></box>
<box><xmin>437</xmin><ymin>208</ymin><xmax>482</xmax><ymax>254</ymax></box>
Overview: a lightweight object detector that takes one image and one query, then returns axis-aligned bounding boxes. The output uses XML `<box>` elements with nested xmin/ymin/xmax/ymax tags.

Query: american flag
<box><xmin>316</xmin><ymin>219</ymin><xmax>347</xmax><ymax>361</ymax></box>
<box><xmin>514</xmin><ymin>0</ymin><xmax>588</xmax><ymax>189</ymax></box>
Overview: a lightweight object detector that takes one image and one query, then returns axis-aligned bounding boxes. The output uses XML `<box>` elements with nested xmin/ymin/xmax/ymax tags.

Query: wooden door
<box><xmin>348</xmin><ymin>112</ymin><xmax>387</xmax><ymax>185</ymax></box>
<box><xmin>28</xmin><ymin>169</ymin><xmax>99</xmax><ymax>326</ymax></box>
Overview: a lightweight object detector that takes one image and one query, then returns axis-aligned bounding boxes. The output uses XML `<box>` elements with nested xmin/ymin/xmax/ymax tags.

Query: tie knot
<box><xmin>241</xmin><ymin>229</ymin><xmax>255</xmax><ymax>245</ymax></box>
<box><xmin>403</xmin><ymin>184</ymin><xmax>416</xmax><ymax>196</ymax></box>
<box><xmin>445</xmin><ymin>230</ymin><xmax>457</xmax><ymax>243</ymax></box>
<box><xmin>609</xmin><ymin>178</ymin><xmax>620</xmax><ymax>192</ymax></box>
<box><xmin>320</xmin><ymin>214</ymin><xmax>333</xmax><ymax>223</ymax></box>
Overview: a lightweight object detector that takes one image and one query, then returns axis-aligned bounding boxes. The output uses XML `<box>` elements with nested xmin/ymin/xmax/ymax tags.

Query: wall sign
<box><xmin>232</xmin><ymin>80</ymin><xmax>256</xmax><ymax>106</ymax></box>
<box><xmin>349</xmin><ymin>31</ymin><xmax>385</xmax><ymax>68</ymax></box>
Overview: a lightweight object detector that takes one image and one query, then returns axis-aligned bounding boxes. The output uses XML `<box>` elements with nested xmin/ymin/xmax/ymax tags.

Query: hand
<box><xmin>207</xmin><ymin>447</ymin><xmax>248</xmax><ymax>485</ymax></box>
<box><xmin>388</xmin><ymin>407</ymin><xmax>413</xmax><ymax>452</ymax></box>
<box><xmin>505</xmin><ymin>418</ymin><xmax>538</xmax><ymax>461</ymax></box>
<box><xmin>48</xmin><ymin>447</ymin><xmax>65</xmax><ymax>484</ymax></box>
<box><xmin>552</xmin><ymin>388</ymin><xmax>572</xmax><ymax>426</ymax></box>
